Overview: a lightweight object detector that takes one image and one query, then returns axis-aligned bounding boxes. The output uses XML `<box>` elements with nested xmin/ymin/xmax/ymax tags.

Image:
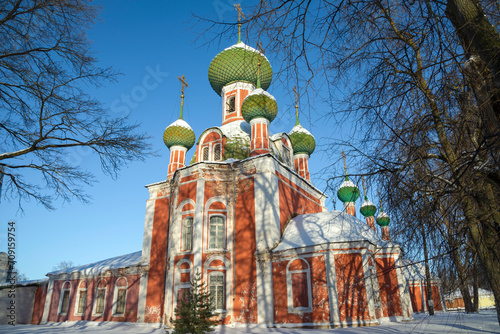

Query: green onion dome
<box><xmin>377</xmin><ymin>210</ymin><xmax>391</xmax><ymax>227</ymax></box>
<box><xmin>360</xmin><ymin>196</ymin><xmax>377</xmax><ymax>217</ymax></box>
<box><xmin>163</xmin><ymin>119</ymin><xmax>196</xmax><ymax>150</ymax></box>
<box><xmin>208</xmin><ymin>42</ymin><xmax>273</xmax><ymax>95</ymax></box>
<box><xmin>241</xmin><ymin>88</ymin><xmax>278</xmax><ymax>123</ymax></box>
<box><xmin>337</xmin><ymin>177</ymin><xmax>360</xmax><ymax>203</ymax></box>
<box><xmin>289</xmin><ymin>123</ymin><xmax>316</xmax><ymax>156</ymax></box>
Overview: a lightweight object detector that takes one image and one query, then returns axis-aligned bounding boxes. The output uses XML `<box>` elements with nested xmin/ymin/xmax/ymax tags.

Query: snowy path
<box><xmin>0</xmin><ymin>311</ymin><xmax>498</xmax><ymax>334</ymax></box>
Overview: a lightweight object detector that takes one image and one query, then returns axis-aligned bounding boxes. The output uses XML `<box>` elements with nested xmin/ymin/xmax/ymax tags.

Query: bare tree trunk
<box><xmin>422</xmin><ymin>224</ymin><xmax>435</xmax><ymax>315</ymax></box>
<box><xmin>473</xmin><ymin>252</ymin><xmax>479</xmax><ymax>313</ymax></box>
<box><xmin>450</xmin><ymin>240</ymin><xmax>474</xmax><ymax>313</ymax></box>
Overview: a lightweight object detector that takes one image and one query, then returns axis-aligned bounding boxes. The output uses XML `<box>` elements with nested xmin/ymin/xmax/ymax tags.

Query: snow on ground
<box><xmin>0</xmin><ymin>311</ymin><xmax>498</xmax><ymax>334</ymax></box>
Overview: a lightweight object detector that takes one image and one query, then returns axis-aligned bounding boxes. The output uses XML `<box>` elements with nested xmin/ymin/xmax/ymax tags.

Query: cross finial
<box><xmin>293</xmin><ymin>86</ymin><xmax>300</xmax><ymax>125</ymax></box>
<box><xmin>362</xmin><ymin>176</ymin><xmax>367</xmax><ymax>198</ymax></box>
<box><xmin>234</xmin><ymin>4</ymin><xmax>245</xmax><ymax>43</ymax></box>
<box><xmin>177</xmin><ymin>75</ymin><xmax>189</xmax><ymax>119</ymax></box>
<box><xmin>341</xmin><ymin>150</ymin><xmax>348</xmax><ymax>177</ymax></box>
<box><xmin>378</xmin><ymin>190</ymin><xmax>384</xmax><ymax>212</ymax></box>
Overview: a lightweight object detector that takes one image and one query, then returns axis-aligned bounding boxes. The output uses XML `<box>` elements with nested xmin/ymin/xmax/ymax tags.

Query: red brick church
<box><xmin>27</xmin><ymin>32</ymin><xmax>445</xmax><ymax>328</ymax></box>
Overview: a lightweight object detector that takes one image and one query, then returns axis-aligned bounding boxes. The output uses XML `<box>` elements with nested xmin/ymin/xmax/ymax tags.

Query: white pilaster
<box><xmin>253</xmin><ymin>171</ymin><xmax>280</xmax><ymax>251</ymax></box>
<box><xmin>325</xmin><ymin>250</ymin><xmax>341</xmax><ymax>325</ymax></box>
<box><xmin>141</xmin><ymin>199</ymin><xmax>156</xmax><ymax>269</ymax></box>
<box><xmin>362</xmin><ymin>252</ymin><xmax>377</xmax><ymax>321</ymax></box>
<box><xmin>256</xmin><ymin>252</ymin><xmax>274</xmax><ymax>325</ymax></box>
<box><xmin>136</xmin><ymin>269</ymin><xmax>148</xmax><ymax>322</ymax></box>
<box><xmin>41</xmin><ymin>277</ymin><xmax>54</xmax><ymax>324</ymax></box>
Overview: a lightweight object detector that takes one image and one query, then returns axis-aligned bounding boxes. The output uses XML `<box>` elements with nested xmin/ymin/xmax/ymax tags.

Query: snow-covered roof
<box><xmin>270</xmin><ymin>132</ymin><xmax>287</xmax><ymax>141</ymax></box>
<box><xmin>361</xmin><ymin>198</ymin><xmax>376</xmax><ymax>208</ymax></box>
<box><xmin>339</xmin><ymin>179</ymin><xmax>357</xmax><ymax>189</ymax></box>
<box><xmin>274</xmin><ymin>210</ymin><xmax>386</xmax><ymax>252</ymax></box>
<box><xmin>224</xmin><ymin>42</ymin><xmax>271</xmax><ymax>63</ymax></box>
<box><xmin>219</xmin><ymin>120</ymin><xmax>251</xmax><ymax>139</ymax></box>
<box><xmin>401</xmin><ymin>259</ymin><xmax>427</xmax><ymax>280</ymax></box>
<box><xmin>246</xmin><ymin>88</ymin><xmax>276</xmax><ymax>100</ymax></box>
<box><xmin>444</xmin><ymin>286</ymin><xmax>494</xmax><ymax>300</ymax></box>
<box><xmin>289</xmin><ymin>124</ymin><xmax>315</xmax><ymax>139</ymax></box>
<box><xmin>0</xmin><ymin>278</ymin><xmax>48</xmax><ymax>288</ymax></box>
<box><xmin>166</xmin><ymin>119</ymin><xmax>193</xmax><ymax>130</ymax></box>
<box><xmin>47</xmin><ymin>251</ymin><xmax>142</xmax><ymax>276</ymax></box>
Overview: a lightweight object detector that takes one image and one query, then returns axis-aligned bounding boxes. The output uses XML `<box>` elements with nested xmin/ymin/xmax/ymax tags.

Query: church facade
<box><xmin>33</xmin><ymin>36</ymin><xmax>430</xmax><ymax>328</ymax></box>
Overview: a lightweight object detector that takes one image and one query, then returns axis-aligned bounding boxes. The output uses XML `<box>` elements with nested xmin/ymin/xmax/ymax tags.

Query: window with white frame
<box><xmin>75</xmin><ymin>281</ymin><xmax>87</xmax><ymax>315</ymax></box>
<box><xmin>202</xmin><ymin>146</ymin><xmax>209</xmax><ymax>161</ymax></box>
<box><xmin>208</xmin><ymin>216</ymin><xmax>225</xmax><ymax>249</ymax></box>
<box><xmin>226</xmin><ymin>95</ymin><xmax>236</xmax><ymax>113</ymax></box>
<box><xmin>209</xmin><ymin>271</ymin><xmax>225</xmax><ymax>311</ymax></box>
<box><xmin>213</xmin><ymin>143</ymin><xmax>221</xmax><ymax>161</ymax></box>
<box><xmin>113</xmin><ymin>277</ymin><xmax>127</xmax><ymax>316</ymax></box>
<box><xmin>58</xmin><ymin>281</ymin><xmax>71</xmax><ymax>315</ymax></box>
<box><xmin>182</xmin><ymin>217</ymin><xmax>193</xmax><ymax>251</ymax></box>
<box><xmin>93</xmin><ymin>279</ymin><xmax>107</xmax><ymax>315</ymax></box>
<box><xmin>282</xmin><ymin>144</ymin><xmax>292</xmax><ymax>166</ymax></box>
<box><xmin>286</xmin><ymin>258</ymin><xmax>312</xmax><ymax>312</ymax></box>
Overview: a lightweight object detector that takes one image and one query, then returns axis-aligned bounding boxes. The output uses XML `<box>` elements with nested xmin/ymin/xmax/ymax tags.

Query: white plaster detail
<box><xmin>286</xmin><ymin>258</ymin><xmax>313</xmax><ymax>313</ymax></box>
<box><xmin>41</xmin><ymin>277</ymin><xmax>54</xmax><ymax>324</ymax></box>
<box><xmin>141</xmin><ymin>199</ymin><xmax>156</xmax><ymax>266</ymax></box>
<box><xmin>111</xmin><ymin>277</ymin><xmax>128</xmax><ymax>317</ymax></box>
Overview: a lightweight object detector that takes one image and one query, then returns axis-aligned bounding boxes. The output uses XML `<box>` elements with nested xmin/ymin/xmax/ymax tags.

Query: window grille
<box><xmin>96</xmin><ymin>288</ymin><xmax>106</xmax><ymax>314</ymax></box>
<box><xmin>209</xmin><ymin>216</ymin><xmax>225</xmax><ymax>249</ymax></box>
<box><xmin>61</xmin><ymin>290</ymin><xmax>70</xmax><ymax>314</ymax></box>
<box><xmin>182</xmin><ymin>217</ymin><xmax>193</xmax><ymax>251</ymax></box>
<box><xmin>77</xmin><ymin>290</ymin><xmax>87</xmax><ymax>314</ymax></box>
<box><xmin>202</xmin><ymin>147</ymin><xmax>209</xmax><ymax>161</ymax></box>
<box><xmin>209</xmin><ymin>272</ymin><xmax>225</xmax><ymax>310</ymax></box>
<box><xmin>214</xmin><ymin>144</ymin><xmax>221</xmax><ymax>161</ymax></box>
<box><xmin>116</xmin><ymin>289</ymin><xmax>126</xmax><ymax>314</ymax></box>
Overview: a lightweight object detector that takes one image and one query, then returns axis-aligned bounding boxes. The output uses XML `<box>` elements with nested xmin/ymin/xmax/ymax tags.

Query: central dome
<box><xmin>208</xmin><ymin>42</ymin><xmax>272</xmax><ymax>95</ymax></box>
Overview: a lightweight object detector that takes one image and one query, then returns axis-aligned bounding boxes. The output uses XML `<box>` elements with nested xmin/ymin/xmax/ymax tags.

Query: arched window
<box><xmin>213</xmin><ymin>143</ymin><xmax>221</xmax><ymax>161</ymax></box>
<box><xmin>174</xmin><ymin>260</ymin><xmax>192</xmax><ymax>315</ymax></box>
<box><xmin>286</xmin><ymin>258</ymin><xmax>312</xmax><ymax>312</ymax></box>
<box><xmin>113</xmin><ymin>277</ymin><xmax>128</xmax><ymax>316</ymax></box>
<box><xmin>182</xmin><ymin>217</ymin><xmax>193</xmax><ymax>251</ymax></box>
<box><xmin>208</xmin><ymin>216</ymin><xmax>225</xmax><ymax>249</ymax></box>
<box><xmin>93</xmin><ymin>279</ymin><xmax>107</xmax><ymax>315</ymax></box>
<box><xmin>75</xmin><ymin>281</ymin><xmax>87</xmax><ymax>316</ymax></box>
<box><xmin>58</xmin><ymin>281</ymin><xmax>71</xmax><ymax>315</ymax></box>
<box><xmin>209</xmin><ymin>271</ymin><xmax>225</xmax><ymax>311</ymax></box>
<box><xmin>202</xmin><ymin>146</ymin><xmax>209</xmax><ymax>161</ymax></box>
<box><xmin>226</xmin><ymin>95</ymin><xmax>235</xmax><ymax>113</ymax></box>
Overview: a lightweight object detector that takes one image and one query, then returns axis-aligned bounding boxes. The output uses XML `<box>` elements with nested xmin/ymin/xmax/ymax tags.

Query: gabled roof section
<box><xmin>47</xmin><ymin>251</ymin><xmax>143</xmax><ymax>276</ymax></box>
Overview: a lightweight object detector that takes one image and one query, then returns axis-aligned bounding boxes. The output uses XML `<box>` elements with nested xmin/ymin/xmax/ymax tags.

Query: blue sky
<box><xmin>1</xmin><ymin>0</ymin><xmax>357</xmax><ymax>280</ymax></box>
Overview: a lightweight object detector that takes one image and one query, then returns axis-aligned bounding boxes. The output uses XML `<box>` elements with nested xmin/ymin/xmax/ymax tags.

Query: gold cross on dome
<box><xmin>362</xmin><ymin>176</ymin><xmax>367</xmax><ymax>197</ymax></box>
<box><xmin>234</xmin><ymin>4</ymin><xmax>245</xmax><ymax>42</ymax></box>
<box><xmin>293</xmin><ymin>86</ymin><xmax>299</xmax><ymax>117</ymax></box>
<box><xmin>178</xmin><ymin>75</ymin><xmax>189</xmax><ymax>97</ymax></box>
<box><xmin>342</xmin><ymin>150</ymin><xmax>347</xmax><ymax>176</ymax></box>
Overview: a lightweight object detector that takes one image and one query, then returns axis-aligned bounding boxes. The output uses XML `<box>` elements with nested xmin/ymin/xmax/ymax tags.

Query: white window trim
<box><xmin>203</xmin><ymin>256</ymin><xmax>230</xmax><ymax>315</ymax></box>
<box><xmin>73</xmin><ymin>280</ymin><xmax>87</xmax><ymax>316</ymax></box>
<box><xmin>112</xmin><ymin>277</ymin><xmax>128</xmax><ymax>317</ymax></box>
<box><xmin>173</xmin><ymin>259</ymin><xmax>193</xmax><ymax>315</ymax></box>
<box><xmin>58</xmin><ymin>281</ymin><xmax>71</xmax><ymax>315</ymax></box>
<box><xmin>225</xmin><ymin>95</ymin><xmax>236</xmax><ymax>114</ymax></box>
<box><xmin>208</xmin><ymin>214</ymin><xmax>226</xmax><ymax>251</ymax></box>
<box><xmin>286</xmin><ymin>258</ymin><xmax>313</xmax><ymax>313</ymax></box>
<box><xmin>181</xmin><ymin>216</ymin><xmax>194</xmax><ymax>252</ymax></box>
<box><xmin>92</xmin><ymin>279</ymin><xmax>107</xmax><ymax>316</ymax></box>
<box><xmin>208</xmin><ymin>271</ymin><xmax>226</xmax><ymax>313</ymax></box>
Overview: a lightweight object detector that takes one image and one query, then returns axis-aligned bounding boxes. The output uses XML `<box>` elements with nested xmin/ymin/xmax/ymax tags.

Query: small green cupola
<box><xmin>163</xmin><ymin>75</ymin><xmax>196</xmax><ymax>150</ymax></box>
<box><xmin>377</xmin><ymin>206</ymin><xmax>391</xmax><ymax>227</ymax></box>
<box><xmin>289</xmin><ymin>99</ymin><xmax>316</xmax><ymax>156</ymax></box>
<box><xmin>360</xmin><ymin>177</ymin><xmax>377</xmax><ymax>217</ymax></box>
<box><xmin>337</xmin><ymin>151</ymin><xmax>360</xmax><ymax>203</ymax></box>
